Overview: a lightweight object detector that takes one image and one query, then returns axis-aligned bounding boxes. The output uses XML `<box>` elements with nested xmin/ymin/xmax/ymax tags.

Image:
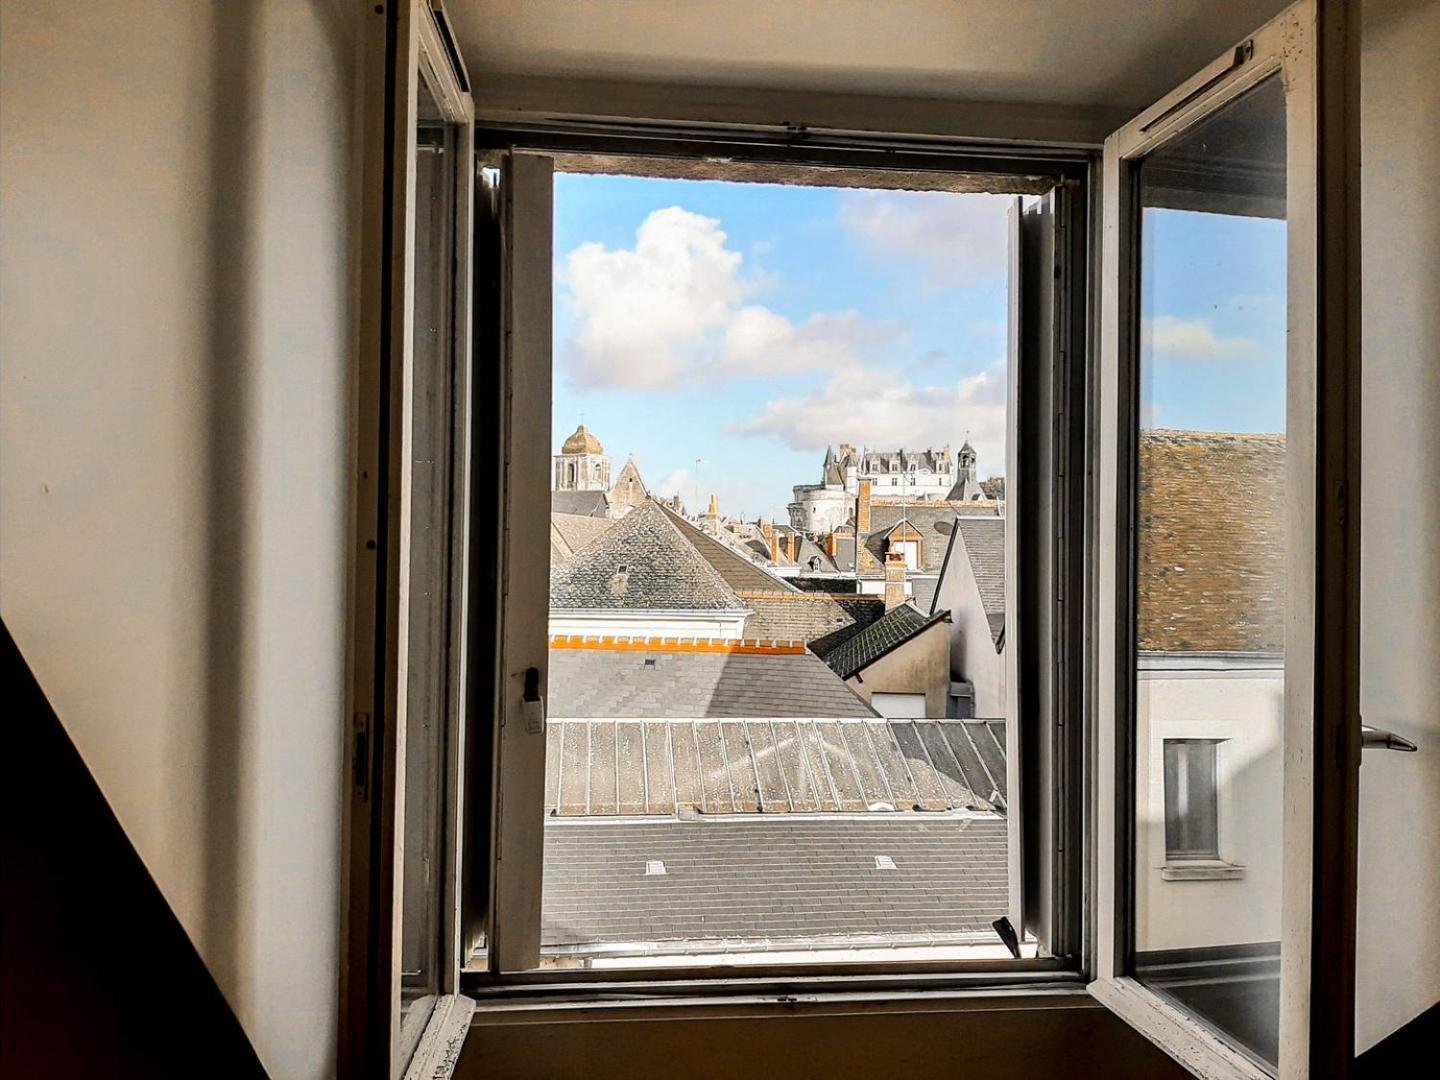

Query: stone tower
<box><xmin>554</xmin><ymin>423</ymin><xmax>611</xmax><ymax>492</ymax></box>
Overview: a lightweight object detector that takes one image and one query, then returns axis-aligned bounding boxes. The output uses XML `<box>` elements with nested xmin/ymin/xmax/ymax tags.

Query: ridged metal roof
<box><xmin>544</xmin><ymin>717</ymin><xmax>1007</xmax><ymax>817</ymax></box>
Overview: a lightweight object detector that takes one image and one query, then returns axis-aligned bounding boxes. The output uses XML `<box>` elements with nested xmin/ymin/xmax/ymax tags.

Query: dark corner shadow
<box><xmin>0</xmin><ymin>621</ymin><xmax>267</xmax><ymax>1078</ymax></box>
<box><xmin>201</xmin><ymin>0</ymin><xmax>260</xmax><ymax>998</ymax></box>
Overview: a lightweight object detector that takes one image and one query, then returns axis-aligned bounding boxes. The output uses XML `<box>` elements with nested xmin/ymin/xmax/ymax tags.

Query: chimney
<box><xmin>707</xmin><ymin>493</ymin><xmax>719</xmax><ymax>518</ymax></box>
<box><xmin>884</xmin><ymin>550</ymin><xmax>908</xmax><ymax>610</ymax></box>
<box><xmin>761</xmin><ymin>520</ymin><xmax>777</xmax><ymax>562</ymax></box>
<box><xmin>785</xmin><ymin>532</ymin><xmax>797</xmax><ymax>563</ymax></box>
<box><xmin>826</xmin><ymin>532</ymin><xmax>838</xmax><ymax>559</ymax></box>
<box><xmin>857</xmin><ymin>478</ymin><xmax>872</xmax><ymax>534</ymax></box>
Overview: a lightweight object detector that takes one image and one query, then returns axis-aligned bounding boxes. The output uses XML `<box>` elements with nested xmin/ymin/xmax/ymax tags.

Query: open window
<box><xmin>344</xmin><ymin>1</ymin><xmax>1361</xmax><ymax>1074</ymax></box>
<box><xmin>469</xmin><ymin>145</ymin><xmax>1092</xmax><ymax>985</ymax></box>
<box><xmin>1090</xmin><ymin>0</ymin><xmax>1361</xmax><ymax>1075</ymax></box>
<box><xmin>342</xmin><ymin>1</ymin><xmax>476</xmax><ymax>1075</ymax></box>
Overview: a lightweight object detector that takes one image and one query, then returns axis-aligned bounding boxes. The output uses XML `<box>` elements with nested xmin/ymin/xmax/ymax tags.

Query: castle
<box><xmin>787</xmin><ymin>442</ymin><xmax>983</xmax><ymax>533</ymax></box>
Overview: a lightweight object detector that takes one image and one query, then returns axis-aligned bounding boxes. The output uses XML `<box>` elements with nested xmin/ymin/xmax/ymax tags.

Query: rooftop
<box><xmin>1138</xmin><ymin>430</ymin><xmax>1286</xmax><ymax>653</ymax></box>
<box><xmin>542</xmin><ymin>817</ymin><xmax>1008</xmax><ymax>954</ymax></box>
<box><xmin>550</xmin><ymin>499</ymin><xmax>747</xmax><ymax>612</ymax></box>
<box><xmin>544</xmin><ymin>716</ymin><xmax>1007</xmax><ymax>816</ymax></box>
<box><xmin>739</xmin><ymin>592</ymin><xmax>884</xmax><ymax>651</ymax></box>
<box><xmin>816</xmin><ymin>602</ymin><xmax>951</xmax><ymax>680</ymax></box>
<box><xmin>551</xmin><ymin>489</ymin><xmax>610</xmax><ymax>518</ymax></box>
<box><xmin>548</xmin><ymin>641</ymin><xmax>876</xmax><ymax>719</ymax></box>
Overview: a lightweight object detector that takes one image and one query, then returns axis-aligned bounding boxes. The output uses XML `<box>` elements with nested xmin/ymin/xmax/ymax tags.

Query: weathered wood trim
<box><xmin>403</xmin><ymin>994</ymin><xmax>476</xmax><ymax>1080</ymax></box>
<box><xmin>1089</xmin><ymin>977</ymin><xmax>1271</xmax><ymax>1080</ymax></box>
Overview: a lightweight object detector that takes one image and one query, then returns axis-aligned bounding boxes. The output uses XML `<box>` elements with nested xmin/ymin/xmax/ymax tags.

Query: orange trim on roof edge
<box><xmin>549</xmin><ymin>635</ymin><xmax>807</xmax><ymax>655</ymax></box>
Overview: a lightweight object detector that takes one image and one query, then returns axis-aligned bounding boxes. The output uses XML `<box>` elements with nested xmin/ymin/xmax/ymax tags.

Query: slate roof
<box><xmin>863</xmin><ymin>505</ymin><xmax>986</xmax><ymax>574</ymax></box>
<box><xmin>547</xmin><ymin>645</ymin><xmax>876</xmax><ymax>719</ymax></box>
<box><xmin>816</xmin><ymin>602</ymin><xmax>951</xmax><ymax>680</ymax></box>
<box><xmin>910</xmin><ymin>576</ymin><xmax>940</xmax><ymax>615</ymax></box>
<box><xmin>544</xmin><ymin>716</ymin><xmax>1007</xmax><ymax>815</ymax></box>
<box><xmin>550</xmin><ymin>512</ymin><xmax>613</xmax><ymax>563</ymax></box>
<box><xmin>659</xmin><ymin>505</ymin><xmax>796</xmax><ymax>595</ymax></box>
<box><xmin>941</xmin><ymin>516</ymin><xmax>1007</xmax><ymax>646</ymax></box>
<box><xmin>1138</xmin><ymin>430</ymin><xmax>1286</xmax><ymax>653</ymax></box>
<box><xmin>542</xmin><ymin>817</ymin><xmax>1008</xmax><ymax>952</ymax></box>
<box><xmin>740</xmin><ymin>593</ymin><xmax>884</xmax><ymax>651</ymax></box>
<box><xmin>551</xmin><ymin>489</ymin><xmax>610</xmax><ymax>517</ymax></box>
<box><xmin>549</xmin><ymin>500</ymin><xmax>747</xmax><ymax>612</ymax></box>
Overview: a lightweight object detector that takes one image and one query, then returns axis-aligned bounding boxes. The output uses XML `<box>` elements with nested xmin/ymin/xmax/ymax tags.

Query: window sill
<box><xmin>1159</xmin><ymin>861</ymin><xmax>1245</xmax><ymax>882</ymax></box>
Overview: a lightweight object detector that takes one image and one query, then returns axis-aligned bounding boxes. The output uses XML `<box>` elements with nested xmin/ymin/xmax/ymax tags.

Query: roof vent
<box><xmin>644</xmin><ymin>860</ymin><xmax>666</xmax><ymax>876</ymax></box>
<box><xmin>873</xmin><ymin>855</ymin><xmax>897</xmax><ymax>871</ymax></box>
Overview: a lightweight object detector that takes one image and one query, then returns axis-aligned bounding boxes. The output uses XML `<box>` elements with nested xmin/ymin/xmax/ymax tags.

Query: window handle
<box><xmin>1360</xmin><ymin>724</ymin><xmax>1418</xmax><ymax>753</ymax></box>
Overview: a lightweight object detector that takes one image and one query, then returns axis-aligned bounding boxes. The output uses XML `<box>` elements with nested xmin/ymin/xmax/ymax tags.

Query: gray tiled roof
<box><xmin>550</xmin><ymin>512</ymin><xmax>614</xmax><ymax>563</ymax></box>
<box><xmin>660</xmin><ymin>505</ymin><xmax>796</xmax><ymax>595</ymax></box>
<box><xmin>551</xmin><ymin>489</ymin><xmax>610</xmax><ymax>517</ymax></box>
<box><xmin>910</xmin><ymin>576</ymin><xmax>940</xmax><ymax>615</ymax></box>
<box><xmin>550</xmin><ymin>500</ymin><xmax>746</xmax><ymax>612</ymax></box>
<box><xmin>954</xmin><ymin>517</ymin><xmax>1006</xmax><ymax>617</ymax></box>
<box><xmin>544</xmin><ymin>716</ymin><xmax>1008</xmax><ymax>815</ymax></box>
<box><xmin>542</xmin><ymin>817</ymin><xmax>1008</xmax><ymax>951</ymax></box>
<box><xmin>863</xmin><ymin>505</ymin><xmax>982</xmax><ymax>574</ymax></box>
<box><xmin>547</xmin><ymin>647</ymin><xmax>876</xmax><ymax>719</ymax></box>
<box><xmin>740</xmin><ymin>594</ymin><xmax>884</xmax><ymax>650</ymax></box>
<box><xmin>816</xmin><ymin>602</ymin><xmax>950</xmax><ymax>680</ymax></box>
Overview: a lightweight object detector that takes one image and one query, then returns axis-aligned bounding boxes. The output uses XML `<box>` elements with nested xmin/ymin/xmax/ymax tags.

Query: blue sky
<box><xmin>1141</xmin><ymin>207</ymin><xmax>1287</xmax><ymax>432</ymax></box>
<box><xmin>551</xmin><ymin>174</ymin><xmax>1285</xmax><ymax>520</ymax></box>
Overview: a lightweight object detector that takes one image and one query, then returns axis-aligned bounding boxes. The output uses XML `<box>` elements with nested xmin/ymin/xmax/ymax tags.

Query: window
<box><xmin>472</xmin><ymin>142</ymin><xmax>1092</xmax><ymax>987</ymax></box>
<box><xmin>1092</xmin><ymin>3</ymin><xmax>1362</xmax><ymax>1075</ymax></box>
<box><xmin>347</xmin><ymin>1</ymin><xmax>1361</xmax><ymax>1074</ymax></box>
<box><xmin>1162</xmin><ymin>739</ymin><xmax>1220</xmax><ymax>861</ymax></box>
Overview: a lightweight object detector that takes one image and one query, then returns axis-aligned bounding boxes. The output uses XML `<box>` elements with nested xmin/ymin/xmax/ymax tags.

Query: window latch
<box><xmin>1360</xmin><ymin>723</ymin><xmax>1418</xmax><ymax>754</ymax></box>
<box><xmin>522</xmin><ymin>666</ymin><xmax>545</xmax><ymax>736</ymax></box>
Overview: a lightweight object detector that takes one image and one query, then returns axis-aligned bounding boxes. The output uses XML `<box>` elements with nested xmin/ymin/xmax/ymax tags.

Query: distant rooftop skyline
<box><xmin>553</xmin><ymin>174</ymin><xmax>1284</xmax><ymax>521</ymax></box>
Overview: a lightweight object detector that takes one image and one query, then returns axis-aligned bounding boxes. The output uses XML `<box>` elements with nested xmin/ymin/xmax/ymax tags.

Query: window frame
<box><xmin>342</xmin><ymin>1</ymin><xmax>475</xmax><ymax>1075</ymax></box>
<box><xmin>1161</xmin><ymin>738</ymin><xmax>1223</xmax><ymax>863</ymax></box>
<box><xmin>1087</xmin><ymin>1</ymin><xmax>1362</xmax><ymax>1075</ymax></box>
<box><xmin>459</xmin><ymin>126</ymin><xmax>1098</xmax><ymax>996</ymax></box>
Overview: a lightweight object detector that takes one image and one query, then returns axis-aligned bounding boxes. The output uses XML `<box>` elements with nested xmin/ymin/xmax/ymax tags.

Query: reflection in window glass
<box><xmin>1132</xmin><ymin>75</ymin><xmax>1287</xmax><ymax>1069</ymax></box>
<box><xmin>1163</xmin><ymin>739</ymin><xmax>1221</xmax><ymax>861</ymax></box>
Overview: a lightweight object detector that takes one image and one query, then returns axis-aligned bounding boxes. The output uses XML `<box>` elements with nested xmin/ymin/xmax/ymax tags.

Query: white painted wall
<box><xmin>1355</xmin><ymin>0</ymin><xmax>1440</xmax><ymax>1052</ymax></box>
<box><xmin>933</xmin><ymin>556</ymin><xmax>1005</xmax><ymax>720</ymax></box>
<box><xmin>0</xmin><ymin>2</ymin><xmax>362</xmax><ymax>1076</ymax></box>
<box><xmin>1134</xmin><ymin>664</ymin><xmax>1284</xmax><ymax>953</ymax></box>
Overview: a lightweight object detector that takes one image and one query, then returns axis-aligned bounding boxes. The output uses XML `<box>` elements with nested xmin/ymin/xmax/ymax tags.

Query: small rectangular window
<box><xmin>1163</xmin><ymin>739</ymin><xmax>1221</xmax><ymax>861</ymax></box>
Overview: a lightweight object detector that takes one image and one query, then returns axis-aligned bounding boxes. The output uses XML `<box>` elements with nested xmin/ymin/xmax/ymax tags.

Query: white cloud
<box><xmin>730</xmin><ymin>361</ymin><xmax>1010</xmax><ymax>477</ymax></box>
<box><xmin>1143</xmin><ymin>315</ymin><xmax>1257</xmax><ymax>359</ymax></box>
<box><xmin>561</xmin><ymin>207</ymin><xmax>743</xmax><ymax>389</ymax></box>
<box><xmin>722</xmin><ymin>308</ymin><xmax>892</xmax><ymax>375</ymax></box>
<box><xmin>837</xmin><ymin>191</ymin><xmax>1012</xmax><ymax>286</ymax></box>
<box><xmin>560</xmin><ymin>207</ymin><xmax>884</xmax><ymax>390</ymax></box>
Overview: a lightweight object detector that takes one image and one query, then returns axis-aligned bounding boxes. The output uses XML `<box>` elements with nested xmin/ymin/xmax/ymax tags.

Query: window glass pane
<box><xmin>537</xmin><ymin>169</ymin><xmax>1021</xmax><ymax>969</ymax></box>
<box><xmin>1163</xmin><ymin>739</ymin><xmax>1220</xmax><ymax>860</ymax></box>
<box><xmin>1132</xmin><ymin>75</ymin><xmax>1286</xmax><ymax>1068</ymax></box>
<box><xmin>398</xmin><ymin>71</ymin><xmax>455</xmax><ymax>1067</ymax></box>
